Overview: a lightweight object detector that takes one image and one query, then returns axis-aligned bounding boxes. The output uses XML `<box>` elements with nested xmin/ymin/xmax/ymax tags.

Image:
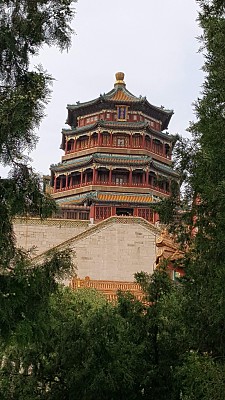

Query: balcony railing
<box><xmin>66</xmin><ymin>142</ymin><xmax>171</xmax><ymax>160</ymax></box>
<box><xmin>54</xmin><ymin>180</ymin><xmax>170</xmax><ymax>195</ymax></box>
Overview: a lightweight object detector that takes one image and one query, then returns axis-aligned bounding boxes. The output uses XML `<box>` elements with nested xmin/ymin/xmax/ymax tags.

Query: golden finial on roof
<box><xmin>115</xmin><ymin>72</ymin><xmax>126</xmax><ymax>86</ymax></box>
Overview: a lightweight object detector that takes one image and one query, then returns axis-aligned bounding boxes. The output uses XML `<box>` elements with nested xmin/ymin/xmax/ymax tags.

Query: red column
<box><xmin>65</xmin><ymin>139</ymin><xmax>68</xmax><ymax>154</ymax></box>
<box><xmin>90</xmin><ymin>204</ymin><xmax>95</xmax><ymax>220</ymax></box>
<box><xmin>80</xmin><ymin>171</ymin><xmax>83</xmax><ymax>185</ymax></box>
<box><xmin>109</xmin><ymin>169</ymin><xmax>112</xmax><ymax>185</ymax></box>
<box><xmin>54</xmin><ymin>176</ymin><xmax>57</xmax><ymax>191</ymax></box>
<box><xmin>142</xmin><ymin>171</ymin><xmax>145</xmax><ymax>185</ymax></box>
<box><xmin>130</xmin><ymin>135</ymin><xmax>133</xmax><ymax>148</ymax></box>
<box><xmin>110</xmin><ymin>132</ymin><xmax>113</xmax><ymax>146</ymax></box>
<box><xmin>88</xmin><ymin>134</ymin><xmax>91</xmax><ymax>148</ymax></box>
<box><xmin>93</xmin><ymin>167</ymin><xmax>96</xmax><ymax>184</ymax></box>
<box><xmin>85</xmin><ymin>171</ymin><xmax>87</xmax><ymax>186</ymax></box>
<box><xmin>142</xmin><ymin>134</ymin><xmax>145</xmax><ymax>149</ymax></box>
<box><xmin>129</xmin><ymin>169</ymin><xmax>132</xmax><ymax>186</ymax></box>
<box><xmin>97</xmin><ymin>131</ymin><xmax>101</xmax><ymax>146</ymax></box>
<box><xmin>111</xmin><ymin>206</ymin><xmax>116</xmax><ymax>216</ymax></box>
<box><xmin>68</xmin><ymin>174</ymin><xmax>72</xmax><ymax>188</ymax></box>
<box><xmin>73</xmin><ymin>138</ymin><xmax>77</xmax><ymax>152</ymax></box>
<box><xmin>145</xmin><ymin>170</ymin><xmax>149</xmax><ymax>186</ymax></box>
<box><xmin>150</xmin><ymin>137</ymin><xmax>153</xmax><ymax>151</ymax></box>
<box><xmin>66</xmin><ymin>174</ymin><xmax>68</xmax><ymax>189</ymax></box>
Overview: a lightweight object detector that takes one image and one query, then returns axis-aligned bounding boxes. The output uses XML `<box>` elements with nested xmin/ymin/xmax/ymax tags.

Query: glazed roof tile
<box><xmin>67</xmin><ymin>73</ymin><xmax>173</xmax><ymax>115</ymax></box>
<box><xmin>66</xmin><ymin>73</ymin><xmax>173</xmax><ymax>131</ymax></box>
<box><xmin>51</xmin><ymin>153</ymin><xmax>152</xmax><ymax>172</ymax></box>
<box><xmin>97</xmin><ymin>192</ymin><xmax>153</xmax><ymax>204</ymax></box>
<box><xmin>63</xmin><ymin>120</ymin><xmax>173</xmax><ymax>141</ymax></box>
<box><xmin>63</xmin><ymin>120</ymin><xmax>147</xmax><ymax>135</ymax></box>
<box><xmin>56</xmin><ymin>191</ymin><xmax>155</xmax><ymax>205</ymax></box>
<box><xmin>67</xmin><ymin>86</ymin><xmax>141</xmax><ymax>110</ymax></box>
<box><xmin>152</xmin><ymin>160</ymin><xmax>179</xmax><ymax>177</ymax></box>
<box><xmin>51</xmin><ymin>154</ymin><xmax>177</xmax><ymax>177</ymax></box>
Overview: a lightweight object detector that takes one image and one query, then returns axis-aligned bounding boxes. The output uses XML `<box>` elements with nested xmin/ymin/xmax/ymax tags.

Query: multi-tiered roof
<box><xmin>50</xmin><ymin>72</ymin><xmax>178</xmax><ymax>222</ymax></box>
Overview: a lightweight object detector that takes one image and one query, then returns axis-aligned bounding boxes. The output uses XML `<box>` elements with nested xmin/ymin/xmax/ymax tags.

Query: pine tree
<box><xmin>159</xmin><ymin>0</ymin><xmax>225</xmax><ymax>359</ymax></box>
<box><xmin>0</xmin><ymin>0</ymin><xmax>77</xmax><ymax>340</ymax></box>
<box><xmin>180</xmin><ymin>0</ymin><xmax>225</xmax><ymax>357</ymax></box>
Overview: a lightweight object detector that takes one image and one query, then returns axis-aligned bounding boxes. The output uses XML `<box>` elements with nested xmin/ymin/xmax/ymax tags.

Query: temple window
<box><xmin>113</xmin><ymin>134</ymin><xmax>128</xmax><ymax>147</ymax></box>
<box><xmin>137</xmin><ymin>208</ymin><xmax>153</xmax><ymax>222</ymax></box>
<box><xmin>85</xmin><ymin>169</ymin><xmax>93</xmax><ymax>183</ymax></box>
<box><xmin>98</xmin><ymin>169</ymin><xmax>109</xmax><ymax>183</ymax></box>
<box><xmin>149</xmin><ymin>171</ymin><xmax>157</xmax><ymax>187</ymax></box>
<box><xmin>102</xmin><ymin>132</ymin><xmax>110</xmax><ymax>146</ymax></box>
<box><xmin>56</xmin><ymin>177</ymin><xmax>60</xmax><ymax>190</ymax></box>
<box><xmin>133</xmin><ymin>134</ymin><xmax>141</xmax><ymax>148</ymax></box>
<box><xmin>61</xmin><ymin>175</ymin><xmax>66</xmax><ymax>189</ymax></box>
<box><xmin>113</xmin><ymin>171</ymin><xmax>128</xmax><ymax>185</ymax></box>
<box><xmin>117</xmin><ymin>106</ymin><xmax>127</xmax><ymax>120</ymax></box>
<box><xmin>165</xmin><ymin>143</ymin><xmax>171</xmax><ymax>158</ymax></box>
<box><xmin>90</xmin><ymin>132</ymin><xmax>98</xmax><ymax>147</ymax></box>
<box><xmin>145</xmin><ymin>135</ymin><xmax>151</xmax><ymax>150</ymax></box>
<box><xmin>67</xmin><ymin>138</ymin><xmax>74</xmax><ymax>152</ymax></box>
<box><xmin>95</xmin><ymin>206</ymin><xmax>112</xmax><ymax>220</ymax></box>
<box><xmin>152</xmin><ymin>138</ymin><xmax>163</xmax><ymax>155</ymax></box>
<box><xmin>77</xmin><ymin>135</ymin><xmax>89</xmax><ymax>149</ymax></box>
<box><xmin>70</xmin><ymin>172</ymin><xmax>81</xmax><ymax>187</ymax></box>
<box><xmin>117</xmin><ymin>137</ymin><xmax>125</xmax><ymax>147</ymax></box>
<box><xmin>132</xmin><ymin>171</ymin><xmax>143</xmax><ymax>184</ymax></box>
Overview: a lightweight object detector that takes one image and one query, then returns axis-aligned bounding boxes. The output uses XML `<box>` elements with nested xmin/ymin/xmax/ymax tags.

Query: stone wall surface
<box><xmin>25</xmin><ymin>217</ymin><xmax>159</xmax><ymax>281</ymax></box>
<box><xmin>13</xmin><ymin>218</ymin><xmax>89</xmax><ymax>257</ymax></box>
<box><xmin>71</xmin><ymin>222</ymin><xmax>157</xmax><ymax>281</ymax></box>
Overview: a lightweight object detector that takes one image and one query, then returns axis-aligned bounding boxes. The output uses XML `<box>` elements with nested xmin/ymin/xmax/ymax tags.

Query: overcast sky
<box><xmin>2</xmin><ymin>0</ymin><xmax>204</xmax><ymax>177</ymax></box>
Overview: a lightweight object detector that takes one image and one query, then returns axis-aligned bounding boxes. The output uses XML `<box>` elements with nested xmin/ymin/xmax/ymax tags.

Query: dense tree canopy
<box><xmin>0</xmin><ymin>0</ymin><xmax>77</xmax><ymax>340</ymax></box>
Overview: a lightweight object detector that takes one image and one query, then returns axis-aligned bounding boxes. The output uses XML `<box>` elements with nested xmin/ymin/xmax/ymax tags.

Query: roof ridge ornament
<box><xmin>114</xmin><ymin>71</ymin><xmax>126</xmax><ymax>87</ymax></box>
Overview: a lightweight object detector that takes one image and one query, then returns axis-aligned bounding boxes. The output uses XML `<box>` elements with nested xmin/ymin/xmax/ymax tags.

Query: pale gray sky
<box><xmin>2</xmin><ymin>0</ymin><xmax>204</xmax><ymax>177</ymax></box>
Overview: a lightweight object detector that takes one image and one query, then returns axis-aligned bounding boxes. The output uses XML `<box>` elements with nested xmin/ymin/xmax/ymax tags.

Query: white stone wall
<box><xmin>14</xmin><ymin>217</ymin><xmax>159</xmax><ymax>282</ymax></box>
<box><xmin>72</xmin><ymin>222</ymin><xmax>157</xmax><ymax>281</ymax></box>
<box><xmin>13</xmin><ymin>218</ymin><xmax>89</xmax><ymax>257</ymax></box>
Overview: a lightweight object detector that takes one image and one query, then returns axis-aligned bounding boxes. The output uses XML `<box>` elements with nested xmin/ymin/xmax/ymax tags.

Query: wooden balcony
<box><xmin>66</xmin><ymin>141</ymin><xmax>171</xmax><ymax>160</ymax></box>
<box><xmin>54</xmin><ymin>180</ymin><xmax>170</xmax><ymax>195</ymax></box>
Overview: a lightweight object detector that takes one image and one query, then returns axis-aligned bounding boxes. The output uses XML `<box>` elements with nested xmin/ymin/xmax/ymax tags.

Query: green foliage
<box><xmin>0</xmin><ymin>249</ymin><xmax>75</xmax><ymax>341</ymax></box>
<box><xmin>117</xmin><ymin>269</ymin><xmax>185</xmax><ymax>400</ymax></box>
<box><xmin>0</xmin><ymin>287</ymin><xmax>139</xmax><ymax>400</ymax></box>
<box><xmin>0</xmin><ymin>1</ymin><xmax>76</xmax><ymax>164</ymax></box>
<box><xmin>177</xmin><ymin>352</ymin><xmax>225</xmax><ymax>400</ymax></box>
<box><xmin>0</xmin><ymin>0</ymin><xmax>77</xmax><ymax>343</ymax></box>
<box><xmin>156</xmin><ymin>0</ymin><xmax>225</xmax><ymax>395</ymax></box>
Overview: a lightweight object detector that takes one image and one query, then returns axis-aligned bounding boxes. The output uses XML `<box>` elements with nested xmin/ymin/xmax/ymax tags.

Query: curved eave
<box><xmin>67</xmin><ymin>86</ymin><xmax>141</xmax><ymax>111</ymax></box>
<box><xmin>66</xmin><ymin>88</ymin><xmax>173</xmax><ymax>130</ymax></box>
<box><xmin>50</xmin><ymin>154</ymin><xmax>177</xmax><ymax>178</ymax></box>
<box><xmin>50</xmin><ymin>153</ymin><xmax>152</xmax><ymax>173</ymax></box>
<box><xmin>62</xmin><ymin>120</ymin><xmax>174</xmax><ymax>137</ymax></box>
<box><xmin>152</xmin><ymin>160</ymin><xmax>179</xmax><ymax>178</ymax></box>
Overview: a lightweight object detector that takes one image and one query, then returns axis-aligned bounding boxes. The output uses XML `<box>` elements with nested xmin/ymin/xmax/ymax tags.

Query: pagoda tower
<box><xmin>50</xmin><ymin>72</ymin><xmax>178</xmax><ymax>223</ymax></box>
